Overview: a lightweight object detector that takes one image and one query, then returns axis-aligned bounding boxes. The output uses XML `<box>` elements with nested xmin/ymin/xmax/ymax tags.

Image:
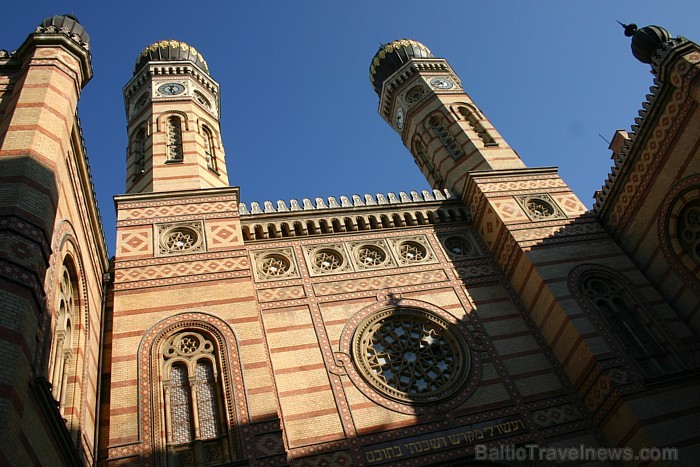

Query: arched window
<box><xmin>428</xmin><ymin>116</ymin><xmax>465</xmax><ymax>160</ymax></box>
<box><xmin>576</xmin><ymin>269</ymin><xmax>683</xmax><ymax>378</ymax></box>
<box><xmin>132</xmin><ymin>127</ymin><xmax>146</xmax><ymax>177</ymax></box>
<box><xmin>456</xmin><ymin>105</ymin><xmax>497</xmax><ymax>146</ymax></box>
<box><xmin>50</xmin><ymin>259</ymin><xmax>77</xmax><ymax>412</ymax></box>
<box><xmin>412</xmin><ymin>136</ymin><xmax>443</xmax><ymax>187</ymax></box>
<box><xmin>677</xmin><ymin>199</ymin><xmax>700</xmax><ymax>266</ymax></box>
<box><xmin>203</xmin><ymin>126</ymin><xmax>218</xmax><ymax>172</ymax></box>
<box><xmin>162</xmin><ymin>332</ymin><xmax>224</xmax><ymax>450</ymax></box>
<box><xmin>167</xmin><ymin>116</ymin><xmax>184</xmax><ymax>162</ymax></box>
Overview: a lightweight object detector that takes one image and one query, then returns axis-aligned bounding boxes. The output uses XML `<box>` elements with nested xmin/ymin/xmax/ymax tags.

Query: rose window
<box><xmin>158</xmin><ymin>223</ymin><xmax>204</xmax><ymax>255</ymax></box>
<box><xmin>353</xmin><ymin>308</ymin><xmax>469</xmax><ymax>403</ymax></box>
<box><xmin>398</xmin><ymin>241</ymin><xmax>427</xmax><ymax>263</ymax></box>
<box><xmin>526</xmin><ymin>198</ymin><xmax>555</xmax><ymax>220</ymax></box>
<box><xmin>444</xmin><ymin>236</ymin><xmax>472</xmax><ymax>257</ymax></box>
<box><xmin>259</xmin><ymin>254</ymin><xmax>290</xmax><ymax>277</ymax></box>
<box><xmin>357</xmin><ymin>245</ymin><xmax>386</xmax><ymax>267</ymax></box>
<box><xmin>166</xmin><ymin>229</ymin><xmax>196</xmax><ymax>251</ymax></box>
<box><xmin>678</xmin><ymin>200</ymin><xmax>700</xmax><ymax>265</ymax></box>
<box><xmin>405</xmin><ymin>85</ymin><xmax>425</xmax><ymax>104</ymax></box>
<box><xmin>313</xmin><ymin>249</ymin><xmax>343</xmax><ymax>272</ymax></box>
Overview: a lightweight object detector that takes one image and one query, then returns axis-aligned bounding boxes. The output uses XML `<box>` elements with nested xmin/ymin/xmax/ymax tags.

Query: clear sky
<box><xmin>3</xmin><ymin>1</ymin><xmax>700</xmax><ymax>254</ymax></box>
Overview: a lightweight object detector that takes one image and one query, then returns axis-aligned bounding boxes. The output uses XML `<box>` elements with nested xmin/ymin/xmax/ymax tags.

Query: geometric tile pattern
<box><xmin>531</xmin><ymin>404</ymin><xmax>581</xmax><ymax>428</ymax></box>
<box><xmin>257</xmin><ymin>285</ymin><xmax>306</xmax><ymax>303</ymax></box>
<box><xmin>114</xmin><ymin>256</ymin><xmax>249</xmax><ymax>284</ymax></box>
<box><xmin>118</xmin><ymin>229</ymin><xmax>152</xmax><ymax>257</ymax></box>
<box><xmin>312</xmin><ymin>270</ymin><xmax>448</xmax><ymax>296</ymax></box>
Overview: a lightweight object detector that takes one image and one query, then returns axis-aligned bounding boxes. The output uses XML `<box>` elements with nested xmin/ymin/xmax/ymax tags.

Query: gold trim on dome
<box><xmin>369</xmin><ymin>39</ymin><xmax>431</xmax><ymax>80</ymax></box>
<box><xmin>137</xmin><ymin>40</ymin><xmax>208</xmax><ymax>71</ymax></box>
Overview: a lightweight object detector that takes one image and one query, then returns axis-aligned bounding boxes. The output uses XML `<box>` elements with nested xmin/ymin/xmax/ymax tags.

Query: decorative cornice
<box><xmin>239</xmin><ymin>188</ymin><xmax>458</xmax><ymax>216</ymax></box>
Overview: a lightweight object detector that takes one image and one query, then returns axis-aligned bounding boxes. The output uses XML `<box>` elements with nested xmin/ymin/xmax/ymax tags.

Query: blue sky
<box><xmin>3</xmin><ymin>1</ymin><xmax>700</xmax><ymax>254</ymax></box>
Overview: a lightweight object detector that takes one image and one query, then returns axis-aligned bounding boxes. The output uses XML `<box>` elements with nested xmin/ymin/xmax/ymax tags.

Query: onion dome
<box><xmin>134</xmin><ymin>40</ymin><xmax>209</xmax><ymax>75</ymax></box>
<box><xmin>370</xmin><ymin>39</ymin><xmax>433</xmax><ymax>95</ymax></box>
<box><xmin>38</xmin><ymin>14</ymin><xmax>89</xmax><ymax>46</ymax></box>
<box><xmin>622</xmin><ymin>23</ymin><xmax>671</xmax><ymax>64</ymax></box>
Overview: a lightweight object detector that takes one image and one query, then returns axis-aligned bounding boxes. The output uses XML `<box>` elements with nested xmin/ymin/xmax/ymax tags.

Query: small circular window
<box><xmin>353</xmin><ymin>308</ymin><xmax>469</xmax><ymax>403</ymax></box>
<box><xmin>356</xmin><ymin>245</ymin><xmax>387</xmax><ymax>267</ymax></box>
<box><xmin>444</xmin><ymin>236</ymin><xmax>472</xmax><ymax>258</ymax></box>
<box><xmin>258</xmin><ymin>254</ymin><xmax>291</xmax><ymax>278</ymax></box>
<box><xmin>313</xmin><ymin>249</ymin><xmax>344</xmax><ymax>272</ymax></box>
<box><xmin>397</xmin><ymin>240</ymin><xmax>427</xmax><ymax>263</ymax></box>
<box><xmin>526</xmin><ymin>198</ymin><xmax>555</xmax><ymax>220</ymax></box>
<box><xmin>160</xmin><ymin>226</ymin><xmax>202</xmax><ymax>254</ymax></box>
<box><xmin>405</xmin><ymin>85</ymin><xmax>425</xmax><ymax>104</ymax></box>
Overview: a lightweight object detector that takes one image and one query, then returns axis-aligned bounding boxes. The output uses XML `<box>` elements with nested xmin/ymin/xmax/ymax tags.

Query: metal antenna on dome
<box><xmin>617</xmin><ymin>20</ymin><xmax>638</xmax><ymax>37</ymax></box>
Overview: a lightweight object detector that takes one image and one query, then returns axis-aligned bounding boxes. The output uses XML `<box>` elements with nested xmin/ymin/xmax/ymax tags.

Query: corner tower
<box><xmin>123</xmin><ymin>40</ymin><xmax>228</xmax><ymax>193</ymax></box>
<box><xmin>370</xmin><ymin>39</ymin><xmax>525</xmax><ymax>195</ymax></box>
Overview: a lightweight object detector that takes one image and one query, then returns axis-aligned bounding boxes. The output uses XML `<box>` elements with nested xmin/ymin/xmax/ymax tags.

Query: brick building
<box><xmin>0</xmin><ymin>14</ymin><xmax>699</xmax><ymax>466</ymax></box>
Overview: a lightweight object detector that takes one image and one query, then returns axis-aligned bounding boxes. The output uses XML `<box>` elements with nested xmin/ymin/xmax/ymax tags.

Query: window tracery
<box><xmin>353</xmin><ymin>307</ymin><xmax>470</xmax><ymax>403</ymax></box>
<box><xmin>428</xmin><ymin>116</ymin><xmax>464</xmax><ymax>160</ymax></box>
<box><xmin>50</xmin><ymin>259</ymin><xmax>77</xmax><ymax>412</ymax></box>
<box><xmin>203</xmin><ymin>126</ymin><xmax>217</xmax><ymax>172</ymax></box>
<box><xmin>677</xmin><ymin>199</ymin><xmax>700</xmax><ymax>265</ymax></box>
<box><xmin>162</xmin><ymin>332</ymin><xmax>224</xmax><ymax>448</ymax></box>
<box><xmin>397</xmin><ymin>240</ymin><xmax>427</xmax><ymax>263</ymax></box>
<box><xmin>167</xmin><ymin>116</ymin><xmax>184</xmax><ymax>162</ymax></box>
<box><xmin>576</xmin><ymin>269</ymin><xmax>683</xmax><ymax>378</ymax></box>
<box><xmin>132</xmin><ymin>127</ymin><xmax>146</xmax><ymax>177</ymax></box>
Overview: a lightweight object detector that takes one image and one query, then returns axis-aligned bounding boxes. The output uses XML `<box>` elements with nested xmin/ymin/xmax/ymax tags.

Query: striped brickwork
<box><xmin>596</xmin><ymin>47</ymin><xmax>700</xmax><ymax>335</ymax></box>
<box><xmin>0</xmin><ymin>28</ymin><xmax>108</xmax><ymax>466</ymax></box>
<box><xmin>463</xmin><ymin>167</ymin><xmax>700</xmax><ymax>461</ymax></box>
<box><xmin>103</xmin><ymin>187</ymin><xmax>284</xmax><ymax>464</ymax></box>
<box><xmin>246</xmin><ymin>209</ymin><xmax>606</xmax><ymax>465</ymax></box>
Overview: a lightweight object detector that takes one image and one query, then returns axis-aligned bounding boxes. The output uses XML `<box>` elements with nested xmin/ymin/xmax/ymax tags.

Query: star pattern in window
<box><xmin>166</xmin><ymin>229</ymin><xmax>196</xmax><ymax>251</ymax></box>
<box><xmin>678</xmin><ymin>200</ymin><xmax>700</xmax><ymax>265</ymax></box>
<box><xmin>444</xmin><ymin>236</ymin><xmax>472</xmax><ymax>258</ymax></box>
<box><xmin>357</xmin><ymin>245</ymin><xmax>386</xmax><ymax>267</ymax></box>
<box><xmin>398</xmin><ymin>241</ymin><xmax>427</xmax><ymax>263</ymax></box>
<box><xmin>526</xmin><ymin>198</ymin><xmax>554</xmax><ymax>219</ymax></box>
<box><xmin>405</xmin><ymin>85</ymin><xmax>425</xmax><ymax>104</ymax></box>
<box><xmin>259</xmin><ymin>255</ymin><xmax>290</xmax><ymax>277</ymax></box>
<box><xmin>354</xmin><ymin>308</ymin><xmax>469</xmax><ymax>403</ymax></box>
<box><xmin>313</xmin><ymin>249</ymin><xmax>343</xmax><ymax>272</ymax></box>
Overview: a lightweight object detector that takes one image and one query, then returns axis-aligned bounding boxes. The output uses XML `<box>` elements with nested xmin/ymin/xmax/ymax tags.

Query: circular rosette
<box><xmin>353</xmin><ymin>308</ymin><xmax>469</xmax><ymax>403</ymax></box>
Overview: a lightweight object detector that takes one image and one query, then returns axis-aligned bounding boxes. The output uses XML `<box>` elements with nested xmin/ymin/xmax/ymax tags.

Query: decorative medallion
<box><xmin>352</xmin><ymin>307</ymin><xmax>470</xmax><ymax>403</ymax></box>
<box><xmin>404</xmin><ymin>85</ymin><xmax>425</xmax><ymax>104</ymax></box>
<box><xmin>515</xmin><ymin>193</ymin><xmax>566</xmax><ymax>221</ymax></box>
<box><xmin>156</xmin><ymin>221</ymin><xmax>206</xmax><ymax>256</ymax></box>
<box><xmin>303</xmin><ymin>244</ymin><xmax>351</xmax><ymax>276</ymax></box>
<box><xmin>441</xmin><ymin>234</ymin><xmax>477</xmax><ymax>259</ymax></box>
<box><xmin>251</xmin><ymin>248</ymin><xmax>298</xmax><ymax>281</ymax></box>
<box><xmin>193</xmin><ymin>89</ymin><xmax>212</xmax><ymax>109</ymax></box>
<box><xmin>388</xmin><ymin>235</ymin><xmax>435</xmax><ymax>266</ymax></box>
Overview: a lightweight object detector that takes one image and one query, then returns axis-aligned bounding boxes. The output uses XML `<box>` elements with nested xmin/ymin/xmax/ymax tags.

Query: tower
<box><xmin>370</xmin><ymin>39</ymin><xmax>525</xmax><ymax>195</ymax></box>
<box><xmin>372</xmin><ymin>38</ymin><xmax>700</xmax><ymax>458</ymax></box>
<box><xmin>0</xmin><ymin>15</ymin><xmax>108</xmax><ymax>465</ymax></box>
<box><xmin>123</xmin><ymin>40</ymin><xmax>228</xmax><ymax>194</ymax></box>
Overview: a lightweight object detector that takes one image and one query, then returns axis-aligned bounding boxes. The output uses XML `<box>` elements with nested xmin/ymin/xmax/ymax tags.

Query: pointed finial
<box><xmin>617</xmin><ymin>21</ymin><xmax>638</xmax><ymax>37</ymax></box>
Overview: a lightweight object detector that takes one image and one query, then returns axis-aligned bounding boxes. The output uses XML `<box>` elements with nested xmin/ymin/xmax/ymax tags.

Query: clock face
<box><xmin>430</xmin><ymin>77</ymin><xmax>454</xmax><ymax>90</ymax></box>
<box><xmin>395</xmin><ymin>106</ymin><xmax>405</xmax><ymax>130</ymax></box>
<box><xmin>158</xmin><ymin>82</ymin><xmax>186</xmax><ymax>96</ymax></box>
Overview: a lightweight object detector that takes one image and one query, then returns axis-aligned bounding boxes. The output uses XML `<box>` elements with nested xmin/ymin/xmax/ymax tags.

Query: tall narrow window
<box><xmin>412</xmin><ymin>137</ymin><xmax>443</xmax><ymax>187</ymax></box>
<box><xmin>578</xmin><ymin>270</ymin><xmax>683</xmax><ymax>378</ymax></box>
<box><xmin>50</xmin><ymin>260</ymin><xmax>76</xmax><ymax>412</ymax></box>
<box><xmin>132</xmin><ymin>128</ymin><xmax>146</xmax><ymax>177</ymax></box>
<box><xmin>457</xmin><ymin>106</ymin><xmax>496</xmax><ymax>146</ymax></box>
<box><xmin>167</xmin><ymin>117</ymin><xmax>184</xmax><ymax>162</ymax></box>
<box><xmin>428</xmin><ymin>116</ymin><xmax>465</xmax><ymax>160</ymax></box>
<box><xmin>162</xmin><ymin>331</ymin><xmax>224</xmax><ymax>453</ymax></box>
<box><xmin>203</xmin><ymin>126</ymin><xmax>217</xmax><ymax>172</ymax></box>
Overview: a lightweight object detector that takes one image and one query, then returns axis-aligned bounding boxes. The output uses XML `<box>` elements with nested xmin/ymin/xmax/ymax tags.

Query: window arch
<box><xmin>202</xmin><ymin>125</ymin><xmax>218</xmax><ymax>172</ymax></box>
<box><xmin>166</xmin><ymin>116</ymin><xmax>184</xmax><ymax>162</ymax></box>
<box><xmin>456</xmin><ymin>105</ymin><xmax>497</xmax><ymax>146</ymax></box>
<box><xmin>131</xmin><ymin>127</ymin><xmax>147</xmax><ymax>177</ymax></box>
<box><xmin>677</xmin><ymin>199</ymin><xmax>700</xmax><ymax>266</ymax></box>
<box><xmin>162</xmin><ymin>331</ymin><xmax>227</xmax><ymax>462</ymax></box>
<box><xmin>49</xmin><ymin>258</ymin><xmax>78</xmax><ymax>412</ymax></box>
<box><xmin>412</xmin><ymin>135</ymin><xmax>443</xmax><ymax>187</ymax></box>
<box><xmin>572</xmin><ymin>266</ymin><xmax>684</xmax><ymax>378</ymax></box>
